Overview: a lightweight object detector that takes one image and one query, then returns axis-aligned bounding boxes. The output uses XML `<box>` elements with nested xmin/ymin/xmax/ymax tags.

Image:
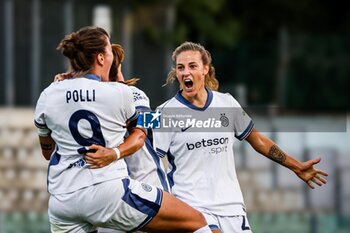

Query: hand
<box><xmin>294</xmin><ymin>157</ymin><xmax>328</xmax><ymax>189</ymax></box>
<box><xmin>84</xmin><ymin>144</ymin><xmax>117</xmax><ymax>169</ymax></box>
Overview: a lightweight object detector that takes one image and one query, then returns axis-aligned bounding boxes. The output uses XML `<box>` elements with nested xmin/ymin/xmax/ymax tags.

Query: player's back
<box><xmin>35</xmin><ymin>75</ymin><xmax>137</xmax><ymax>194</ymax></box>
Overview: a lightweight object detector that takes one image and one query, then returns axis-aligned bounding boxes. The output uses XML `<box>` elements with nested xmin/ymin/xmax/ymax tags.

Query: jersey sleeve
<box><xmin>130</xmin><ymin>86</ymin><xmax>151</xmax><ymax>111</ymax></box>
<box><xmin>122</xmin><ymin>85</ymin><xmax>138</xmax><ymax>123</ymax></box>
<box><xmin>227</xmin><ymin>93</ymin><xmax>254</xmax><ymax>141</ymax></box>
<box><xmin>34</xmin><ymin>90</ymin><xmax>52</xmax><ymax>136</ymax></box>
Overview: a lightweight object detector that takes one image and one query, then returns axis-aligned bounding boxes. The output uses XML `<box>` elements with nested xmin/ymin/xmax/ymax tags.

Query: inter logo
<box><xmin>220</xmin><ymin>113</ymin><xmax>229</xmax><ymax>127</ymax></box>
<box><xmin>141</xmin><ymin>183</ymin><xmax>153</xmax><ymax>192</ymax></box>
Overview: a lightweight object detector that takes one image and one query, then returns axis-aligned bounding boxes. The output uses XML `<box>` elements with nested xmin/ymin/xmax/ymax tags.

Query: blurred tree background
<box><xmin>170</xmin><ymin>0</ymin><xmax>350</xmax><ymax>110</ymax></box>
<box><xmin>1</xmin><ymin>1</ymin><xmax>350</xmax><ymax>233</ymax></box>
<box><xmin>0</xmin><ymin>0</ymin><xmax>349</xmax><ymax>110</ymax></box>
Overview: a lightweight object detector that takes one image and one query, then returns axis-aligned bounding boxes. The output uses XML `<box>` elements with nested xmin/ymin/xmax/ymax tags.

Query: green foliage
<box><xmin>287</xmin><ymin>35</ymin><xmax>349</xmax><ymax>109</ymax></box>
<box><xmin>172</xmin><ymin>0</ymin><xmax>241</xmax><ymax>47</ymax></box>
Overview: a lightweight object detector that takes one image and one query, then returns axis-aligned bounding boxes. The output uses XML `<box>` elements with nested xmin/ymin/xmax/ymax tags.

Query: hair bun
<box><xmin>58</xmin><ymin>32</ymin><xmax>81</xmax><ymax>59</ymax></box>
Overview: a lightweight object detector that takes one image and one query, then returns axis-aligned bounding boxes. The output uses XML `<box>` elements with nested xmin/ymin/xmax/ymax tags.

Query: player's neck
<box><xmin>182</xmin><ymin>88</ymin><xmax>208</xmax><ymax>108</ymax></box>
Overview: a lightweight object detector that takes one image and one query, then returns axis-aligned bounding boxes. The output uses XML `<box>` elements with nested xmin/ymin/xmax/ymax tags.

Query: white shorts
<box><xmin>202</xmin><ymin>212</ymin><xmax>253</xmax><ymax>233</ymax></box>
<box><xmin>96</xmin><ymin>228</ymin><xmax>124</xmax><ymax>233</ymax></box>
<box><xmin>97</xmin><ymin>228</ymin><xmax>145</xmax><ymax>233</ymax></box>
<box><xmin>49</xmin><ymin>178</ymin><xmax>163</xmax><ymax>233</ymax></box>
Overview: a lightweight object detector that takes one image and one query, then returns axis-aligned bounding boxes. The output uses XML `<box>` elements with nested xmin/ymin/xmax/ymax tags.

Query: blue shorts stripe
<box><xmin>121</xmin><ymin>178</ymin><xmax>162</xmax><ymax>217</ymax></box>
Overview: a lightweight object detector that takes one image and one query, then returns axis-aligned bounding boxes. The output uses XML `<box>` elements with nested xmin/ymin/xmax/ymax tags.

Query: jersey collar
<box><xmin>175</xmin><ymin>88</ymin><xmax>213</xmax><ymax>111</ymax></box>
<box><xmin>84</xmin><ymin>74</ymin><xmax>101</xmax><ymax>81</ymax></box>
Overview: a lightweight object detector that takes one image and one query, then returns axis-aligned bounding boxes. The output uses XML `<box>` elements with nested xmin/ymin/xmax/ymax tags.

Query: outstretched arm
<box><xmin>245</xmin><ymin>128</ymin><xmax>328</xmax><ymax>189</ymax></box>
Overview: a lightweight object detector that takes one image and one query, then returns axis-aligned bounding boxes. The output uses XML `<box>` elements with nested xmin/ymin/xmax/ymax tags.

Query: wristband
<box><xmin>113</xmin><ymin>147</ymin><xmax>121</xmax><ymax>160</ymax></box>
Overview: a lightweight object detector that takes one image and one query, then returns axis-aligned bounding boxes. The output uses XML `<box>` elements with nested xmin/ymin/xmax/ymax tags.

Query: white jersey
<box><xmin>154</xmin><ymin>89</ymin><xmax>254</xmax><ymax>216</ymax></box>
<box><xmin>34</xmin><ymin>74</ymin><xmax>137</xmax><ymax>195</ymax></box>
<box><xmin>124</xmin><ymin>86</ymin><xmax>169</xmax><ymax>191</ymax></box>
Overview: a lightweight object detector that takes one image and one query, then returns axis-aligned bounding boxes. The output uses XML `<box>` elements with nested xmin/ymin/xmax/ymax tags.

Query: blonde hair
<box><xmin>165</xmin><ymin>41</ymin><xmax>219</xmax><ymax>91</ymax></box>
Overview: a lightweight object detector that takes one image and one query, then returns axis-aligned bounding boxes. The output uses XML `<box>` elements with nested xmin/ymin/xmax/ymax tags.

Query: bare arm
<box><xmin>39</xmin><ymin>135</ymin><xmax>55</xmax><ymax>160</ymax></box>
<box><xmin>117</xmin><ymin>127</ymin><xmax>147</xmax><ymax>156</ymax></box>
<box><xmin>245</xmin><ymin>128</ymin><xmax>328</xmax><ymax>189</ymax></box>
<box><xmin>85</xmin><ymin>127</ymin><xmax>146</xmax><ymax>169</ymax></box>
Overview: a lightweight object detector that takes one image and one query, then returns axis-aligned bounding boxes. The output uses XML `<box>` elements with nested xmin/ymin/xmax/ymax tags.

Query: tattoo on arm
<box><xmin>41</xmin><ymin>143</ymin><xmax>53</xmax><ymax>151</ymax></box>
<box><xmin>268</xmin><ymin>145</ymin><xmax>286</xmax><ymax>164</ymax></box>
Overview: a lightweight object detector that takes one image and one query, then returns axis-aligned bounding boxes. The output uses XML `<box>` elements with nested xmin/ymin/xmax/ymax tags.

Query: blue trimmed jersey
<box><xmin>154</xmin><ymin>89</ymin><xmax>253</xmax><ymax>216</ymax></box>
<box><xmin>124</xmin><ymin>86</ymin><xmax>169</xmax><ymax>191</ymax></box>
<box><xmin>34</xmin><ymin>74</ymin><xmax>137</xmax><ymax>195</ymax></box>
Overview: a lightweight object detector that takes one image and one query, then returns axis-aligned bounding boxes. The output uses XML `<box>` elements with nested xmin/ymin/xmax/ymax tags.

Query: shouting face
<box><xmin>175</xmin><ymin>50</ymin><xmax>209</xmax><ymax>102</ymax></box>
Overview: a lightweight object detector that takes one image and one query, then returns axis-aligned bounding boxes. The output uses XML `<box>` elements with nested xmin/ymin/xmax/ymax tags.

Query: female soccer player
<box><xmin>100</xmin><ymin>44</ymin><xmax>169</xmax><ymax>233</ymax></box>
<box><xmin>103</xmin><ymin>44</ymin><xmax>169</xmax><ymax>191</ymax></box>
<box><xmin>34</xmin><ymin>26</ymin><xmax>211</xmax><ymax>233</ymax></box>
<box><xmin>55</xmin><ymin>43</ymin><xmax>169</xmax><ymax>191</ymax></box>
<box><xmin>153</xmin><ymin>41</ymin><xmax>329</xmax><ymax>233</ymax></box>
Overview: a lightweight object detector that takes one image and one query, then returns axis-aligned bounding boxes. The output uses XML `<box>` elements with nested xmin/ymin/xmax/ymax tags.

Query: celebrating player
<box><xmin>54</xmin><ymin>43</ymin><xmax>169</xmax><ymax>192</ymax></box>
<box><xmin>34</xmin><ymin>26</ymin><xmax>212</xmax><ymax>233</ymax></box>
<box><xmin>53</xmin><ymin>43</ymin><xmax>170</xmax><ymax>233</ymax></box>
<box><xmin>153</xmin><ymin>41</ymin><xmax>329</xmax><ymax>233</ymax></box>
<box><xmin>100</xmin><ymin>43</ymin><xmax>169</xmax><ymax>191</ymax></box>
<box><xmin>99</xmin><ymin>44</ymin><xmax>169</xmax><ymax>233</ymax></box>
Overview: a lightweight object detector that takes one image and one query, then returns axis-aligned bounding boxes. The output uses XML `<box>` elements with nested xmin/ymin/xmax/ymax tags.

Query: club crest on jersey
<box><xmin>220</xmin><ymin>113</ymin><xmax>229</xmax><ymax>127</ymax></box>
<box><xmin>141</xmin><ymin>183</ymin><xmax>153</xmax><ymax>192</ymax></box>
